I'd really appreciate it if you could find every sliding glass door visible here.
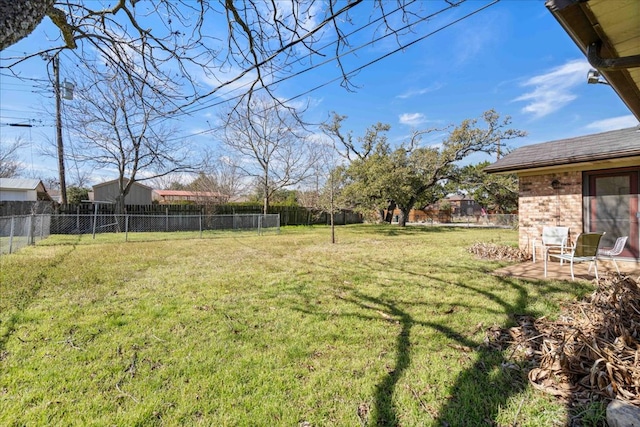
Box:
[585,168,639,258]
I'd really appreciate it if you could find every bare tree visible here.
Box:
[1,1,484,115]
[314,140,349,243]
[218,95,318,214]
[0,136,26,178]
[197,157,246,203]
[64,70,200,213]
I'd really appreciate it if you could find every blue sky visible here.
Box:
[1,0,638,187]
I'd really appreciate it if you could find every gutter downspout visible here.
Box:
[587,41,640,71]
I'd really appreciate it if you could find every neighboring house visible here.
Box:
[0,178,53,202]
[92,179,153,205]
[152,189,228,205]
[445,194,482,216]
[484,127,640,260]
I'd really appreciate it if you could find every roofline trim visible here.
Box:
[545,0,640,121]
[485,153,640,174]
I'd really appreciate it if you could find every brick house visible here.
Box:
[152,189,228,204]
[484,127,640,261]
[485,1,640,262]
[444,194,483,216]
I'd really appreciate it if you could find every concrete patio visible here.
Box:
[494,258,640,282]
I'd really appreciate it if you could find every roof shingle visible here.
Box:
[484,127,640,173]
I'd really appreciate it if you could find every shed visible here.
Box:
[485,127,640,260]
[0,178,53,202]
[92,179,153,205]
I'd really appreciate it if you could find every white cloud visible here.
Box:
[585,115,639,132]
[513,59,592,118]
[396,83,443,99]
[399,113,426,126]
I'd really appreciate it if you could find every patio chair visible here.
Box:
[596,236,628,274]
[532,226,569,263]
[544,232,605,280]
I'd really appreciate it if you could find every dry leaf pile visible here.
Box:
[468,242,529,262]
[487,275,640,407]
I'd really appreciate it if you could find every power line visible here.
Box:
[0,121,49,127]
[162,0,497,143]
[175,0,438,117]
[4,1,497,147]
[288,0,500,103]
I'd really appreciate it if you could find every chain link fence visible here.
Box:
[450,214,518,228]
[0,214,52,254]
[1,213,279,254]
[49,213,280,239]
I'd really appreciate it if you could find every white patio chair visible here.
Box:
[596,236,628,274]
[544,232,604,281]
[532,226,569,263]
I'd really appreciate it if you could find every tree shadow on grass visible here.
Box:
[345,224,459,237]
[288,262,592,426]
[434,275,593,426]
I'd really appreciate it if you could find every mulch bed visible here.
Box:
[467,242,529,262]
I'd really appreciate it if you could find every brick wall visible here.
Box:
[518,171,583,254]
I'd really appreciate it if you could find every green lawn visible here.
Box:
[0,225,593,426]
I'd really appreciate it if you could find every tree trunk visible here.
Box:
[0,0,54,50]
[114,194,126,215]
[384,201,396,223]
[398,206,410,227]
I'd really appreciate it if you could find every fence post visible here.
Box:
[166,207,169,232]
[92,203,98,239]
[199,211,203,238]
[125,214,129,242]
[8,216,15,254]
[28,214,35,245]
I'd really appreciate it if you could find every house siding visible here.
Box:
[518,171,583,254]
[0,188,35,201]
[93,181,152,205]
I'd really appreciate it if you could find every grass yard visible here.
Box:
[0,225,594,426]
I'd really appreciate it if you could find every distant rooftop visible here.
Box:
[0,178,44,190]
[484,127,640,173]
[153,190,225,198]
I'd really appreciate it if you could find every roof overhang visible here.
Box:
[546,0,640,120]
[484,127,640,175]
[497,155,640,176]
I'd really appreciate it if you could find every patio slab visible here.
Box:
[493,259,640,282]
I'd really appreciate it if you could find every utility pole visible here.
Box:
[53,54,67,204]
